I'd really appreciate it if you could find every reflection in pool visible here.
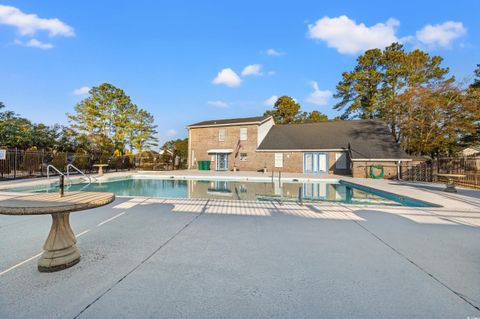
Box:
[6,178,433,207]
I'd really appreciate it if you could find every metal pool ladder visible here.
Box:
[46,165,67,191]
[46,164,64,180]
[66,164,96,183]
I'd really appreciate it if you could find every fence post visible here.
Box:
[13,148,17,179]
[41,149,45,177]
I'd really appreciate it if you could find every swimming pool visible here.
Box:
[4,176,436,207]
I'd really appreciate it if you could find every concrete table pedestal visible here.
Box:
[0,192,115,272]
[38,212,81,272]
[444,178,458,193]
[437,174,466,193]
[93,164,108,177]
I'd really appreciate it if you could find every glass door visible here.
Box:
[304,153,313,173]
[216,154,228,171]
[318,153,327,173]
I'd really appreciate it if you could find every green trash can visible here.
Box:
[205,161,210,170]
[198,161,204,170]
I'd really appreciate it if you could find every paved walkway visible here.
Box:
[0,195,479,318]
[1,171,479,318]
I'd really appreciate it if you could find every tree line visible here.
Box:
[264,96,330,124]
[264,43,480,157]
[0,83,159,158]
[0,102,79,151]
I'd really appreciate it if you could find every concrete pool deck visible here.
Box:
[0,171,479,318]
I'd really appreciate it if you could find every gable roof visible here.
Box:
[257,120,411,160]
[188,115,271,128]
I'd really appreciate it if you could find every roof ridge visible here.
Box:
[188,115,271,127]
[275,119,385,126]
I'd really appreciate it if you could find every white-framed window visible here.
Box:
[335,152,347,169]
[240,127,247,141]
[218,128,225,142]
[240,153,247,161]
[274,153,283,168]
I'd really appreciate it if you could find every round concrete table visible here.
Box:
[0,192,115,272]
[93,164,108,176]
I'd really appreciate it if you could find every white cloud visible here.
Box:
[266,48,284,56]
[166,129,177,137]
[305,81,332,106]
[263,95,278,107]
[267,70,276,76]
[73,86,90,95]
[415,21,466,47]
[207,100,229,108]
[212,68,242,87]
[308,15,399,55]
[241,64,263,76]
[15,38,54,49]
[0,5,74,37]
[26,38,53,49]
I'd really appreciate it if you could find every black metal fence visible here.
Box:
[0,149,138,180]
[0,149,187,180]
[401,155,480,189]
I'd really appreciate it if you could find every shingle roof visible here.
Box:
[188,115,271,128]
[257,120,411,160]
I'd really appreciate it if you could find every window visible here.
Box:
[274,153,283,168]
[240,127,247,141]
[240,153,247,161]
[335,152,347,169]
[218,128,225,142]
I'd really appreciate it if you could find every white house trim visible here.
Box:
[257,148,346,152]
[351,158,412,162]
[187,116,273,129]
[207,149,233,154]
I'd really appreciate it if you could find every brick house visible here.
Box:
[187,115,412,178]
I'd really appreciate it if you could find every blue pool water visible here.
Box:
[5,177,435,207]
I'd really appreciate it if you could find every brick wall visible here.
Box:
[328,152,351,175]
[188,124,353,175]
[188,123,268,172]
[352,161,399,179]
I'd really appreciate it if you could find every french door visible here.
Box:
[304,152,327,173]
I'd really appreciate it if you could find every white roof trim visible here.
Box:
[351,158,412,162]
[207,149,233,154]
[187,116,272,129]
[257,149,346,152]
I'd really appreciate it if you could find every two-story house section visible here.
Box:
[187,116,274,172]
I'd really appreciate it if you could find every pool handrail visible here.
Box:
[66,164,95,183]
[46,165,64,180]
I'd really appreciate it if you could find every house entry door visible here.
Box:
[216,154,228,171]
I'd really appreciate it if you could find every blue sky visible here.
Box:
[0,0,478,145]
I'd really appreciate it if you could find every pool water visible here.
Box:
[5,178,434,207]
